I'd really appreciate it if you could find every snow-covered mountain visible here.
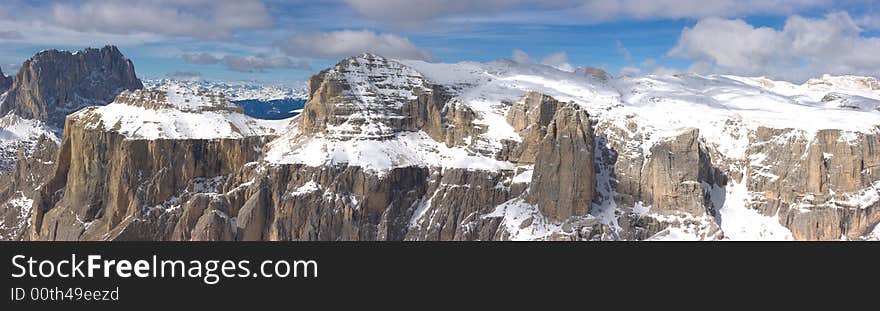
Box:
[79,84,290,140]
[144,79,307,102]
[145,79,308,120]
[5,52,880,241]
[261,54,880,241]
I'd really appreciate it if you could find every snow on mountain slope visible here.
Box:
[265,55,512,176]
[268,55,880,178]
[265,131,514,177]
[0,114,56,170]
[401,59,880,161]
[263,54,880,240]
[76,84,290,140]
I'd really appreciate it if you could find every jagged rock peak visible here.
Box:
[0,45,143,129]
[301,52,439,140]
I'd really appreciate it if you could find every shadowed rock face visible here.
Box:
[0,66,11,94]
[0,46,142,129]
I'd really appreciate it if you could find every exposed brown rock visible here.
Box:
[30,112,269,240]
[747,128,880,240]
[527,103,595,221]
[506,92,558,164]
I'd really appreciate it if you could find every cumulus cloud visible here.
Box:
[510,49,574,72]
[181,53,311,73]
[0,0,270,42]
[345,0,830,25]
[278,30,431,60]
[669,12,880,81]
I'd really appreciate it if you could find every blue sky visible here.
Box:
[0,0,878,84]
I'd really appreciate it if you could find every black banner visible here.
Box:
[1,242,876,309]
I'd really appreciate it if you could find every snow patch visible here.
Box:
[715,177,793,240]
[482,198,564,241]
[266,131,514,176]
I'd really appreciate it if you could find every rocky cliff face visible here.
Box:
[0,46,142,129]
[8,53,880,241]
[29,86,282,240]
[745,128,880,240]
[527,103,595,221]
[0,46,148,239]
[0,135,57,240]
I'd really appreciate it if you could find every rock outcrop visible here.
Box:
[527,103,595,221]
[590,123,724,240]
[746,128,880,240]
[30,87,278,241]
[506,92,558,164]
[0,45,142,129]
[301,54,447,140]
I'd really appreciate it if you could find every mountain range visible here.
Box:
[1,46,878,241]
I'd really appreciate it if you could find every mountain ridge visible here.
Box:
[3,51,880,241]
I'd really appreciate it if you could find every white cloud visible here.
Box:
[510,49,574,72]
[278,30,431,60]
[511,49,530,63]
[182,53,310,72]
[651,66,681,76]
[669,12,880,81]
[616,40,632,63]
[857,14,880,30]
[345,0,830,25]
[575,0,831,22]
[344,0,555,25]
[540,51,574,72]
[0,0,271,44]
[619,66,642,77]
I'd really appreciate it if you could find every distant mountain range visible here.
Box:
[145,79,307,120]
